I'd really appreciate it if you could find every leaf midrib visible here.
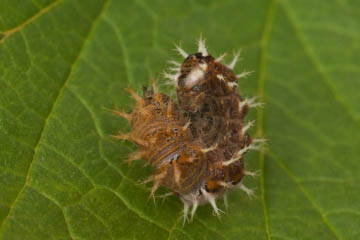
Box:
[257,0,278,239]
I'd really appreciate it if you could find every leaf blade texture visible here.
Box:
[1,0,359,239]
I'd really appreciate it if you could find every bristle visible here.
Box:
[253,138,268,144]
[156,192,174,199]
[190,201,199,221]
[239,97,264,110]
[222,144,255,166]
[129,136,149,146]
[219,181,232,189]
[168,60,181,67]
[166,100,174,119]
[111,133,130,141]
[183,202,190,226]
[125,151,143,164]
[236,71,254,79]
[202,190,223,218]
[227,50,241,70]
[168,60,181,66]
[250,139,267,152]
[197,36,208,56]
[237,183,255,199]
[126,88,142,102]
[148,173,164,200]
[148,183,159,203]
[137,106,152,116]
[168,67,180,72]
[216,74,225,81]
[151,80,158,94]
[244,170,261,178]
[111,110,132,120]
[222,158,237,166]
[182,120,191,130]
[103,105,131,118]
[201,143,218,153]
[241,120,255,134]
[138,175,153,186]
[163,72,180,84]
[249,142,263,151]
[215,53,227,62]
[174,44,188,58]
[223,194,229,211]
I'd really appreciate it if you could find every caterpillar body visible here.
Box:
[114,38,264,224]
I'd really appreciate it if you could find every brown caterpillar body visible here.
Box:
[114,38,264,223]
[120,87,208,197]
[176,52,255,188]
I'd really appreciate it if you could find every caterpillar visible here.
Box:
[114,38,264,224]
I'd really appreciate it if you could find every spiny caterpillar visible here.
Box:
[113,38,265,224]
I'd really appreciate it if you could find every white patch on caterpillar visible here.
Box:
[199,62,208,71]
[180,186,224,223]
[184,64,207,89]
[217,74,225,81]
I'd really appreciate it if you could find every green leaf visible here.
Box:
[1,0,359,239]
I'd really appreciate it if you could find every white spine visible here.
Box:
[197,37,208,56]
[228,50,241,70]
[174,44,189,58]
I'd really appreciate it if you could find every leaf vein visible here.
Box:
[269,151,341,240]
[195,218,226,240]
[268,95,334,145]
[257,0,278,239]
[67,87,145,189]
[0,0,110,233]
[279,0,360,128]
[103,18,134,85]
[79,204,114,240]
[96,186,170,234]
[0,0,63,44]
[30,186,75,240]
[41,142,96,188]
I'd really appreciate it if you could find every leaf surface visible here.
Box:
[1,0,359,239]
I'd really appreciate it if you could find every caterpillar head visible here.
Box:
[171,41,239,113]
